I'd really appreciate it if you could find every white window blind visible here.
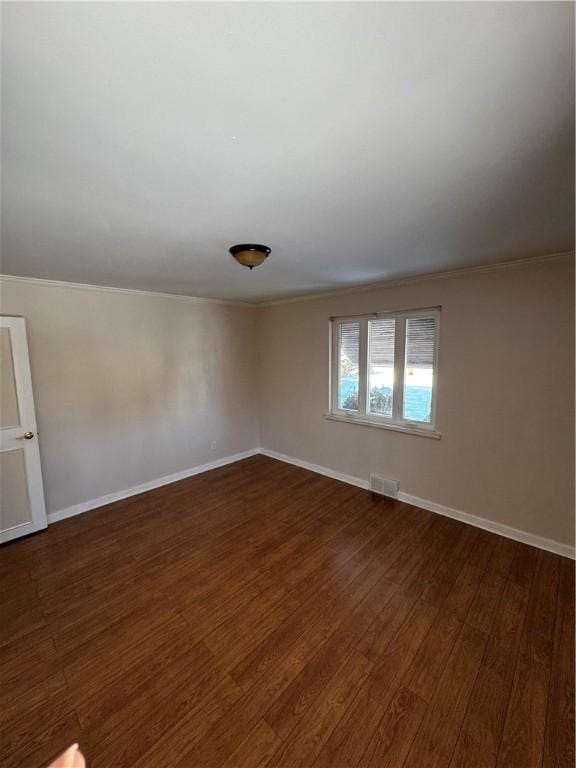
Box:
[337,322,360,410]
[368,319,395,417]
[330,308,439,434]
[403,316,436,423]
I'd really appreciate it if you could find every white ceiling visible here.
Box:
[1,2,574,303]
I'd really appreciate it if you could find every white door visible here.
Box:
[0,316,47,543]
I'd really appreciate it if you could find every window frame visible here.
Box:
[328,307,441,438]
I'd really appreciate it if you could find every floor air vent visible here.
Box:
[369,474,399,499]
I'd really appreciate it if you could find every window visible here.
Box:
[329,308,440,435]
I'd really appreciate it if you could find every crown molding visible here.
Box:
[1,250,572,308]
[257,250,575,308]
[0,274,254,308]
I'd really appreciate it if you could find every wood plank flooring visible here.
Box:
[1,454,573,768]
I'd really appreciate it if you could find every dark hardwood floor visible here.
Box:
[1,454,574,768]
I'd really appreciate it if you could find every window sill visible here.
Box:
[324,412,441,439]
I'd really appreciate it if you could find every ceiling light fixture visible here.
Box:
[229,243,271,270]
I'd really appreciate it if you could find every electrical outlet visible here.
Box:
[211,441,217,450]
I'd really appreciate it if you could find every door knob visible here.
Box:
[22,431,34,440]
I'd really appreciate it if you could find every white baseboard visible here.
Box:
[396,491,575,560]
[47,445,574,560]
[47,448,260,524]
[260,448,370,492]
[259,448,575,560]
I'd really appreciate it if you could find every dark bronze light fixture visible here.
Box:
[229,243,271,270]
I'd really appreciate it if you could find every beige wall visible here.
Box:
[0,280,259,515]
[258,256,575,547]
[1,256,573,548]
